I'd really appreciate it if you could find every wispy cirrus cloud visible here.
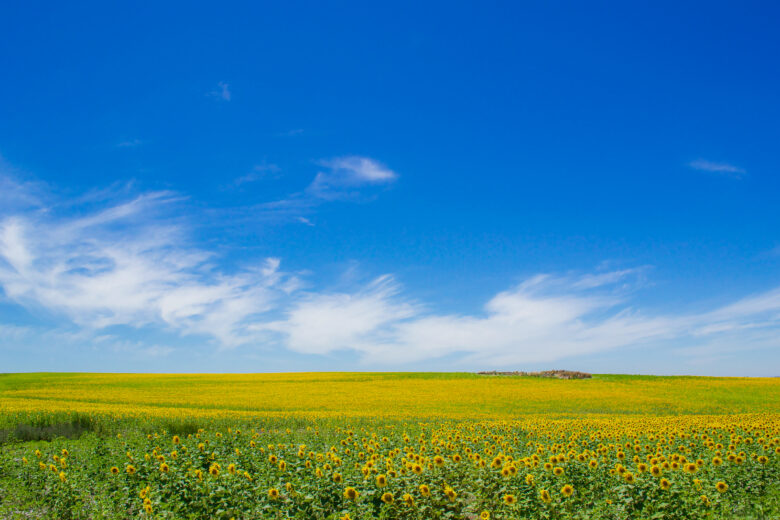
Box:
[243,155,398,223]
[0,157,47,212]
[277,129,304,137]
[307,156,397,200]
[231,162,282,187]
[2,170,780,370]
[0,183,297,347]
[209,81,231,102]
[688,159,746,177]
[116,139,143,148]
[262,269,780,367]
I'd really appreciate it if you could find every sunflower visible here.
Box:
[650,465,662,476]
[419,484,431,497]
[403,493,414,506]
[268,488,280,500]
[376,474,387,487]
[525,473,535,486]
[660,478,671,490]
[540,489,552,503]
[159,463,169,473]
[480,512,490,520]
[58,471,66,483]
[553,466,564,476]
[381,492,394,504]
[445,486,457,502]
[503,494,517,505]
[228,463,236,475]
[624,472,635,484]
[333,472,343,483]
[344,487,359,500]
[561,485,574,498]
[716,481,728,493]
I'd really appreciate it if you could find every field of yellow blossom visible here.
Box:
[0,372,778,519]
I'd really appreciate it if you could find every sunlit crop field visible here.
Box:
[1,373,779,519]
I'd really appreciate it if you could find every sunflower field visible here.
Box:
[1,373,778,519]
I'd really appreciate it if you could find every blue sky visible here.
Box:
[1,1,779,375]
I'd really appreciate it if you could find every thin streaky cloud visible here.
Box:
[278,129,304,137]
[688,159,746,177]
[210,81,231,101]
[116,139,142,148]
[308,156,398,200]
[3,174,780,369]
[232,163,282,186]
[234,155,398,220]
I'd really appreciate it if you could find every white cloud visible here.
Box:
[231,162,282,186]
[308,156,397,199]
[278,129,304,137]
[0,158,46,213]
[688,159,746,177]
[0,185,294,347]
[2,171,780,369]
[258,275,418,355]
[116,139,142,148]
[263,270,780,367]
[246,156,398,221]
[210,81,231,101]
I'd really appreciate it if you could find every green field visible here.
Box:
[1,373,778,519]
